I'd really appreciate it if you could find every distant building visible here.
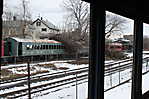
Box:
[2,17,60,40]
[123,35,133,43]
[31,17,60,39]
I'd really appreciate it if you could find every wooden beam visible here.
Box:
[0,0,3,79]
[88,2,105,99]
[131,17,143,99]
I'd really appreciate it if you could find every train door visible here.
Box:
[4,41,11,56]
[18,42,22,56]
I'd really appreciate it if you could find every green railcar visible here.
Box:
[5,37,65,57]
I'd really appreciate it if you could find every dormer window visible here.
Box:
[36,22,41,26]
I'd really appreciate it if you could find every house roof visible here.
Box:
[31,18,59,31]
[10,37,62,44]
[82,0,149,24]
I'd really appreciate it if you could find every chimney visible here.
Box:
[13,16,16,21]
[41,17,43,20]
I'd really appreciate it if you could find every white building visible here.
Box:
[31,17,60,39]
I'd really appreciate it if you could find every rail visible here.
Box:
[0,57,149,98]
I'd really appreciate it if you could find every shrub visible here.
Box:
[105,50,127,60]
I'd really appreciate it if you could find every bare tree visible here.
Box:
[2,0,32,38]
[63,0,90,40]
[3,0,15,21]
[19,0,32,38]
[63,0,127,39]
[52,0,127,54]
[105,14,127,38]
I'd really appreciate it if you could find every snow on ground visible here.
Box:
[1,60,88,77]
[142,72,149,94]
[32,56,149,99]
[34,69,149,99]
[32,80,88,99]
[2,53,149,99]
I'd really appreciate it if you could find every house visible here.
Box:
[31,17,60,39]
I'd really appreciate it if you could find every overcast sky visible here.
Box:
[5,0,149,36]
[5,0,66,26]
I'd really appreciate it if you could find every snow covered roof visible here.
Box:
[32,18,59,31]
[10,37,62,44]
[110,42,122,46]
[112,38,131,43]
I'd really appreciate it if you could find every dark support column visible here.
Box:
[88,2,105,99]
[27,62,31,99]
[0,0,3,80]
[131,17,143,99]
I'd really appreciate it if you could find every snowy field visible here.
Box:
[34,52,149,99]
[34,65,149,99]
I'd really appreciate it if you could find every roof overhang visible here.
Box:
[82,0,149,24]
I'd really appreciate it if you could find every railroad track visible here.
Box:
[0,61,132,89]
[0,67,88,88]
[0,73,88,98]
[0,66,88,84]
[1,57,149,98]
[0,64,131,98]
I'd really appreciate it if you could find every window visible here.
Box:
[41,28,47,32]
[26,45,30,50]
[43,45,46,49]
[110,46,114,49]
[49,45,51,49]
[46,45,48,49]
[36,22,41,26]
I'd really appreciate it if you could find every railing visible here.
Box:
[1,57,149,98]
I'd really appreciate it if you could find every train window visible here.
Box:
[55,45,57,49]
[46,45,48,49]
[33,45,36,49]
[51,45,53,49]
[110,46,114,49]
[36,45,39,49]
[58,45,60,49]
[30,45,33,50]
[62,45,64,49]
[117,46,121,48]
[43,45,46,49]
[26,45,30,50]
[34,45,36,49]
[61,45,63,49]
[33,45,35,49]
[37,45,40,50]
[53,45,56,49]
[57,45,58,49]
[40,45,42,49]
[56,45,57,49]
[35,45,38,49]
[49,45,51,49]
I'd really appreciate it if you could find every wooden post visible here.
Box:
[110,73,112,87]
[131,17,143,99]
[76,51,78,99]
[146,59,148,71]
[88,2,105,99]
[119,63,121,84]
[27,61,31,99]
[0,0,3,81]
